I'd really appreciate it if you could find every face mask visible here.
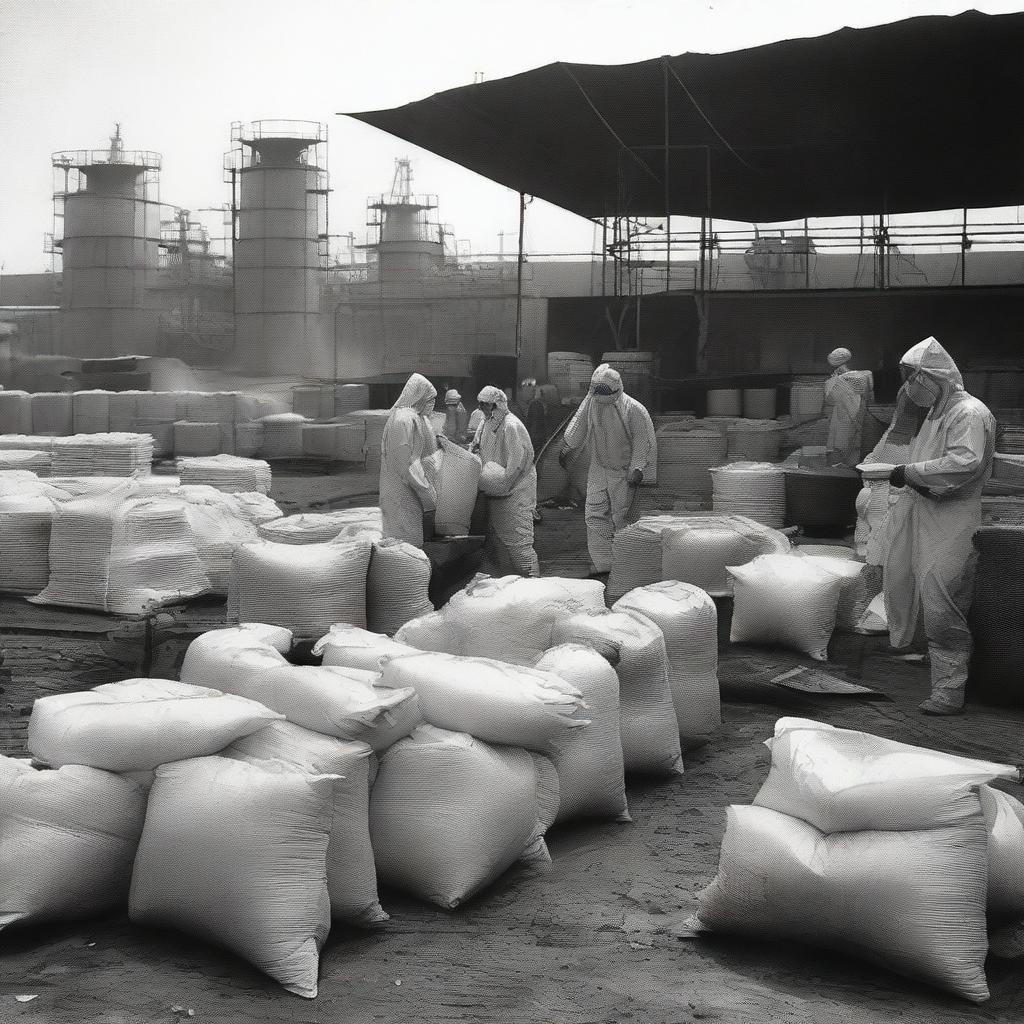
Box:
[904,372,940,408]
[592,387,619,405]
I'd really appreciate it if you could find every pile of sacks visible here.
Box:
[690,717,1024,1003]
[177,454,272,494]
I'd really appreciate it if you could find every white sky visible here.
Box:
[1,0,1022,272]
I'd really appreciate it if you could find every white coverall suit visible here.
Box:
[379,373,439,546]
[563,364,657,574]
[823,347,874,467]
[473,385,540,577]
[443,389,470,444]
[881,337,995,713]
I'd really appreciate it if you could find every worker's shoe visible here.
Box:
[918,697,964,716]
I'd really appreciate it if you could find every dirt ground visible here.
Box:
[3,482,1024,1024]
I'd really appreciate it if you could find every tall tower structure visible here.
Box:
[366,158,445,283]
[226,120,330,377]
[50,125,162,357]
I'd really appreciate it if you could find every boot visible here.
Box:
[918,645,968,715]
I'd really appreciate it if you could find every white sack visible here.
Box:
[394,610,464,655]
[613,581,721,749]
[28,678,283,772]
[550,608,683,776]
[981,785,1024,919]
[0,758,146,931]
[313,623,419,672]
[129,756,333,998]
[225,722,386,926]
[369,726,550,909]
[367,539,433,635]
[179,633,290,692]
[695,804,991,1004]
[534,644,630,823]
[377,651,589,755]
[420,436,481,536]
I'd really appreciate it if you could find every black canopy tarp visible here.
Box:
[343,10,1024,223]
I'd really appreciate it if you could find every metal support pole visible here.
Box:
[663,56,671,293]
[601,213,608,298]
[514,191,526,359]
[961,207,968,287]
[804,217,810,289]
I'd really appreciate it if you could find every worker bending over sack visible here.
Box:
[880,337,994,715]
[472,385,540,576]
[560,363,657,578]
[380,373,439,546]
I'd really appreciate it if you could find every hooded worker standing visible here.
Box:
[380,373,439,546]
[472,385,540,576]
[560,363,657,577]
[822,347,874,466]
[880,337,995,715]
[442,389,470,444]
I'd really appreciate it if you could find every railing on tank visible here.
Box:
[51,149,162,170]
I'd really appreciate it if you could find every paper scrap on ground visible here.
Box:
[769,665,881,697]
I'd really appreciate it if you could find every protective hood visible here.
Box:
[444,389,462,405]
[591,364,623,392]
[827,347,852,368]
[899,337,964,391]
[477,385,508,411]
[392,373,437,413]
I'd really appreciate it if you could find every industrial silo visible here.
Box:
[227,120,330,378]
[369,158,445,283]
[51,126,162,358]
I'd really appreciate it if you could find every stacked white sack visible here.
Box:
[27,678,283,771]
[607,515,690,601]
[0,391,34,434]
[179,625,291,690]
[551,608,683,776]
[377,651,589,754]
[533,644,630,824]
[225,722,387,926]
[0,757,147,932]
[0,449,51,474]
[366,539,433,635]
[0,488,58,593]
[31,392,73,436]
[312,623,419,673]
[369,725,554,910]
[613,581,721,749]
[257,508,382,545]
[72,390,112,434]
[228,538,371,636]
[129,756,333,998]
[420,436,481,536]
[50,433,154,477]
[260,413,306,459]
[177,454,272,494]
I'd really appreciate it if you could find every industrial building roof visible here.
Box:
[344,10,1024,223]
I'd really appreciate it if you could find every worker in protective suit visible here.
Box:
[442,389,470,444]
[559,364,657,577]
[379,373,439,546]
[880,337,995,715]
[472,385,540,577]
[822,347,874,466]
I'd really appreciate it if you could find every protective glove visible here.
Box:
[422,509,436,542]
[889,465,907,488]
[627,468,643,488]
[558,447,571,469]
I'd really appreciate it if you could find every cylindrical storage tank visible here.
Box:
[710,462,787,528]
[233,122,329,379]
[31,393,74,436]
[742,388,777,419]
[547,351,593,403]
[54,140,161,358]
[0,391,35,434]
[726,420,783,462]
[334,384,370,417]
[706,388,742,417]
[783,467,862,529]
[72,390,112,434]
[790,377,827,417]
[602,351,656,410]
[656,428,728,500]
[260,413,306,459]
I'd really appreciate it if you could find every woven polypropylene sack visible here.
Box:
[214,663,421,752]
[728,553,844,661]
[0,489,56,593]
[0,449,51,475]
[178,627,292,688]
[394,610,464,655]
[369,726,550,910]
[367,539,433,635]
[31,393,73,436]
[695,804,992,1003]
[377,651,589,755]
[129,756,333,998]
[753,717,1017,834]
[28,678,283,772]
[50,432,154,478]
[980,785,1024,918]
[225,721,387,926]
[421,436,481,536]
[313,623,419,672]
[550,608,683,776]
[710,462,787,529]
[440,575,607,665]
[229,538,372,637]
[72,390,112,434]
[661,515,791,597]
[613,581,720,748]
[798,552,875,632]
[607,516,680,602]
[534,644,630,823]
[0,758,147,932]
[177,454,272,494]
[0,391,33,434]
